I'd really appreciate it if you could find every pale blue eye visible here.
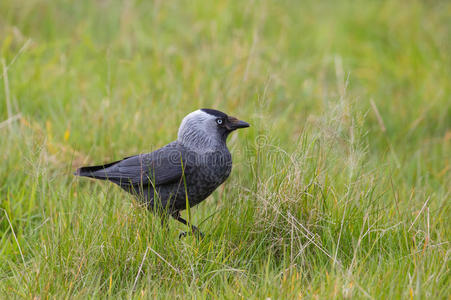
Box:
[216,119,223,125]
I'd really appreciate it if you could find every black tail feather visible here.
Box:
[74,160,121,178]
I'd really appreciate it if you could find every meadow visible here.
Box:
[0,0,450,298]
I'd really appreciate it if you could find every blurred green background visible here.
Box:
[0,0,450,298]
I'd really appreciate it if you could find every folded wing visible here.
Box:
[76,142,185,188]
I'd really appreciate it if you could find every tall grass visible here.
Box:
[1,0,450,298]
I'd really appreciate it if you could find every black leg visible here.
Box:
[172,212,204,239]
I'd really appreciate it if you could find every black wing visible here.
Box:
[76,142,185,188]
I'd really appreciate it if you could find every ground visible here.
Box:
[0,0,450,298]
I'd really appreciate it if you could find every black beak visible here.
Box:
[227,118,250,130]
[233,120,250,129]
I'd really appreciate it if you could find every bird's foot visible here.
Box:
[179,230,204,240]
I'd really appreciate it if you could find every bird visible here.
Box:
[74,109,250,238]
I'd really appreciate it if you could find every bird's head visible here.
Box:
[178,109,250,149]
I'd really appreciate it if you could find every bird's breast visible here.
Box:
[183,151,232,199]
[191,151,231,180]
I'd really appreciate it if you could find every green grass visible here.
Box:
[1,0,450,298]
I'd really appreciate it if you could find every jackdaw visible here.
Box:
[75,109,250,237]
